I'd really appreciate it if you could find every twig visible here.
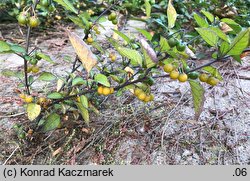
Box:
[0,112,25,119]
[3,146,19,165]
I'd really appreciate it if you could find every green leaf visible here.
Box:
[116,47,143,66]
[76,95,89,125]
[53,0,77,14]
[232,55,242,64]
[142,46,156,68]
[136,28,152,41]
[47,92,63,99]
[193,13,209,28]
[167,0,177,28]
[227,28,250,56]
[144,0,151,18]
[1,69,16,77]
[219,41,230,56]
[10,45,25,53]
[160,36,170,52]
[0,41,11,52]
[72,77,86,86]
[27,103,41,121]
[68,15,85,29]
[201,10,214,23]
[38,72,56,81]
[195,28,218,47]
[94,73,110,87]
[112,29,131,44]
[202,66,223,81]
[28,75,34,85]
[42,113,61,132]
[221,18,242,34]
[36,52,54,64]
[189,80,205,120]
[92,42,104,54]
[210,27,230,43]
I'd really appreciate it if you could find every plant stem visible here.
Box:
[24,26,31,95]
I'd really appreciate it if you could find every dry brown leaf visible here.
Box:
[140,38,158,63]
[219,22,233,33]
[66,29,97,74]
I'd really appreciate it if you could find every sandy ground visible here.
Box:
[0,20,249,165]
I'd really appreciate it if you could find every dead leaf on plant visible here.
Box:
[66,29,97,74]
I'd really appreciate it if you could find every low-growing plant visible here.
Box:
[0,0,249,139]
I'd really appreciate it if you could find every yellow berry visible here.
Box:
[32,66,39,73]
[19,93,26,99]
[163,64,174,73]
[178,73,188,82]
[27,67,32,73]
[102,87,111,96]
[38,97,46,104]
[143,95,151,102]
[206,76,219,86]
[137,92,146,101]
[169,70,179,80]
[24,96,33,103]
[110,87,114,94]
[111,55,116,62]
[134,88,143,97]
[87,37,94,44]
[97,86,103,95]
[199,73,209,82]
[93,26,98,31]
[149,94,154,101]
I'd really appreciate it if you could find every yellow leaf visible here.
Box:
[124,66,134,78]
[66,29,97,74]
[57,79,64,92]
[27,103,41,121]
[167,0,177,28]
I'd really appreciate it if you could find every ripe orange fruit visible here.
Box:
[178,73,188,82]
[24,96,33,103]
[169,70,179,80]
[163,63,174,73]
[206,76,219,86]
[199,73,209,82]
[137,92,146,101]
[97,86,103,95]
[102,87,111,95]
